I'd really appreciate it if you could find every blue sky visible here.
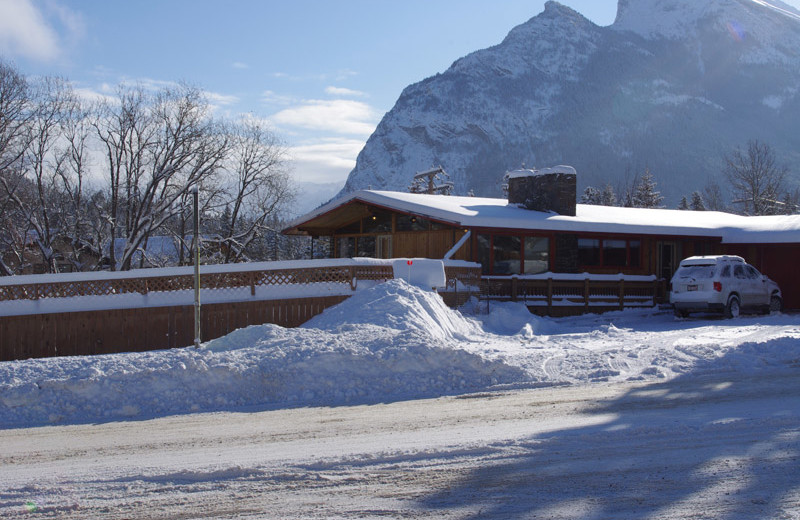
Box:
[2,0,799,185]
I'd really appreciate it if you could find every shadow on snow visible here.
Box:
[414,342,800,519]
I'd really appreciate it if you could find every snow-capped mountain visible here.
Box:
[292,181,345,217]
[341,0,800,204]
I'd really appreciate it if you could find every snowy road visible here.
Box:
[2,371,799,519]
[2,281,799,518]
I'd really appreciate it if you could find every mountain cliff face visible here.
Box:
[341,0,800,204]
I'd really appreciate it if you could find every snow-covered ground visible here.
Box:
[1,279,799,518]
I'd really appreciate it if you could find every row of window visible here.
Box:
[477,235,642,275]
[336,236,393,259]
[477,235,550,275]
[336,211,450,235]
[578,238,641,269]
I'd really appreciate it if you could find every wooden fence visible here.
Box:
[0,263,663,361]
[480,275,662,317]
[0,296,350,361]
[0,262,482,361]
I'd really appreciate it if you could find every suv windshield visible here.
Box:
[675,265,715,279]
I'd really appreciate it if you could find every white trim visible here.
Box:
[444,231,471,260]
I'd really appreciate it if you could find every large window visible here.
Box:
[357,236,375,257]
[578,238,601,266]
[579,237,641,267]
[477,234,492,275]
[476,234,550,275]
[337,237,355,258]
[363,210,392,234]
[524,237,549,274]
[629,240,641,267]
[603,240,627,266]
[493,235,521,275]
[336,220,361,235]
[396,214,429,232]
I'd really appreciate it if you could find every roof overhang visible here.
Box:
[283,190,800,244]
[283,199,372,236]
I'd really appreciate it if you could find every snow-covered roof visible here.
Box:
[285,190,800,244]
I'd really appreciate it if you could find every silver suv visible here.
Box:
[670,255,782,318]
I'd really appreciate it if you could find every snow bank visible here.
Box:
[391,259,446,289]
[1,279,799,429]
[303,278,480,340]
[0,280,519,427]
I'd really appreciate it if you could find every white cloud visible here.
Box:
[325,86,366,97]
[262,90,297,107]
[0,0,61,61]
[231,62,249,70]
[272,99,378,136]
[334,68,358,81]
[47,0,86,42]
[288,138,365,183]
[205,91,239,108]
[73,86,118,106]
[119,76,180,92]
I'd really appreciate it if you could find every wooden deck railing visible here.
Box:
[480,275,662,316]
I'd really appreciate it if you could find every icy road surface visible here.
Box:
[2,372,799,519]
[1,280,799,518]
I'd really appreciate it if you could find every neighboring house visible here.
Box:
[102,235,225,270]
[1,234,101,275]
[104,236,194,270]
[284,167,800,309]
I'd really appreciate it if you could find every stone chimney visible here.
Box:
[506,165,577,216]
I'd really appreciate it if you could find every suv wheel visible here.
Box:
[724,295,740,319]
[769,294,782,313]
[674,308,689,318]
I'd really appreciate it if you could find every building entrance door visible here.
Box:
[657,241,679,281]
[377,235,393,259]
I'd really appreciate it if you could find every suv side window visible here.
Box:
[720,265,731,278]
[734,265,746,279]
[745,265,760,279]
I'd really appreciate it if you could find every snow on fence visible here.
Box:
[480,273,661,317]
[0,259,482,361]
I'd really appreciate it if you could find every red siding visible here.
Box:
[724,244,800,310]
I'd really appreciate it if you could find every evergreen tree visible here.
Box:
[678,196,689,210]
[580,184,617,206]
[632,170,664,208]
[690,191,706,211]
[600,184,617,206]
[580,186,602,205]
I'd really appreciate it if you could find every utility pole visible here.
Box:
[192,187,201,348]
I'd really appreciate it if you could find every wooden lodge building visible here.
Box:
[284,167,800,310]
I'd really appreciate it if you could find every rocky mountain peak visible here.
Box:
[340,0,800,204]
[613,0,800,42]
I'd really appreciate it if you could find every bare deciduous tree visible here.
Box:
[213,117,293,263]
[0,60,33,275]
[94,83,228,270]
[0,74,89,273]
[702,178,727,212]
[0,60,32,173]
[724,140,788,215]
[0,65,300,274]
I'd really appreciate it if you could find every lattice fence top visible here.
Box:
[0,261,480,303]
[0,265,399,302]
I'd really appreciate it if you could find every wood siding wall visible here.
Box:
[393,230,469,260]
[0,296,349,362]
[723,243,800,310]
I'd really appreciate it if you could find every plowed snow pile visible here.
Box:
[0,280,520,427]
[1,278,799,428]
